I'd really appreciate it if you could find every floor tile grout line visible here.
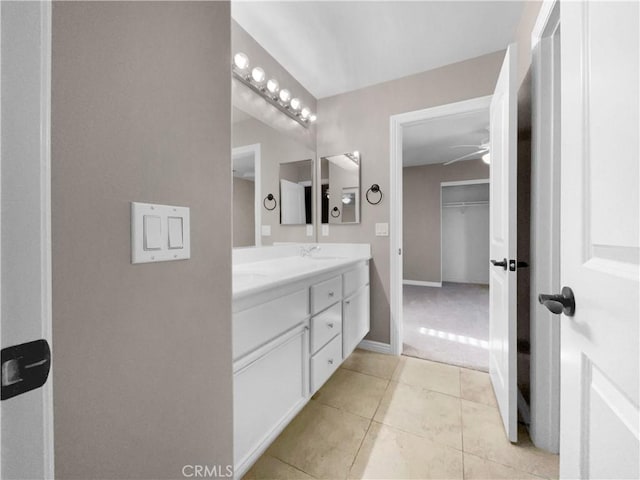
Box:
[347,416,374,477]
[339,364,398,381]
[462,452,554,480]
[373,417,464,453]
[264,454,320,479]
[338,364,397,383]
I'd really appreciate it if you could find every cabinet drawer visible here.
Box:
[310,302,342,354]
[310,275,342,314]
[343,262,369,298]
[233,289,308,360]
[310,334,342,393]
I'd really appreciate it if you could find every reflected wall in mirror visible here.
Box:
[321,152,361,224]
[233,107,316,245]
[279,159,313,225]
[232,144,260,247]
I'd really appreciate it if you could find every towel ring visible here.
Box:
[331,206,340,218]
[366,184,383,205]
[263,193,277,211]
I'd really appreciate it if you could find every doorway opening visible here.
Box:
[399,105,492,371]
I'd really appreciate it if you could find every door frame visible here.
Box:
[0,2,54,477]
[529,0,561,454]
[389,95,492,356]
[232,143,262,247]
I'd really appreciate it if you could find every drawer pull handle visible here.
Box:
[328,291,335,297]
[328,359,334,365]
[327,322,334,328]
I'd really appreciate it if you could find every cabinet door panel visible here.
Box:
[234,328,307,470]
[343,286,370,358]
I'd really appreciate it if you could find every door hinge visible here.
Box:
[1,339,51,401]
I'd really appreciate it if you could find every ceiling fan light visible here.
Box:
[233,52,250,71]
[482,153,491,164]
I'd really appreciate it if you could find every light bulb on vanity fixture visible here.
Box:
[266,78,280,97]
[482,153,491,164]
[232,52,316,127]
[233,52,250,72]
[251,67,266,85]
[278,89,291,105]
[289,98,301,112]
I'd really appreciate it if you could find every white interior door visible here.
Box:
[0,2,53,479]
[280,179,305,224]
[488,43,518,442]
[559,2,639,478]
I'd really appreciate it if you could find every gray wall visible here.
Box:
[403,161,490,284]
[316,51,504,343]
[51,2,233,478]
[233,177,256,247]
[233,117,315,244]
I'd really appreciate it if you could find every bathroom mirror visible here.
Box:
[232,106,316,245]
[279,159,313,225]
[320,152,361,224]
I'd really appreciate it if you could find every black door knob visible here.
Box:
[538,286,576,316]
[491,258,508,270]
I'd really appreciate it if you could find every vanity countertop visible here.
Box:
[233,244,371,300]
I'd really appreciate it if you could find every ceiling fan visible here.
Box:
[443,138,491,166]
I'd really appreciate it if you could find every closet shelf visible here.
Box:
[442,201,489,208]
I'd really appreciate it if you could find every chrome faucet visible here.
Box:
[300,245,321,257]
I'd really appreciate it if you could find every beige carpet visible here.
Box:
[403,282,489,372]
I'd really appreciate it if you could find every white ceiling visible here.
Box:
[402,108,489,167]
[232,1,524,99]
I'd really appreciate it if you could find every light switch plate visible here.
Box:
[321,224,329,236]
[306,225,313,237]
[375,222,389,236]
[261,225,271,237]
[131,202,190,264]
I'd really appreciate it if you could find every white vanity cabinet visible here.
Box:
[232,290,310,476]
[232,247,370,479]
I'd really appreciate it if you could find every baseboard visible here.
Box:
[358,339,393,355]
[403,279,442,288]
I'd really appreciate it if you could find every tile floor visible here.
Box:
[403,283,489,372]
[244,350,558,480]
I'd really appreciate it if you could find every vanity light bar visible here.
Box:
[232,52,316,128]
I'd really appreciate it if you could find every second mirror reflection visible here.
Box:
[280,159,313,225]
[321,152,361,224]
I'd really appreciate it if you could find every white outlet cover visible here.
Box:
[261,225,272,236]
[306,225,313,237]
[131,202,190,264]
[375,222,389,236]
[321,224,329,236]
